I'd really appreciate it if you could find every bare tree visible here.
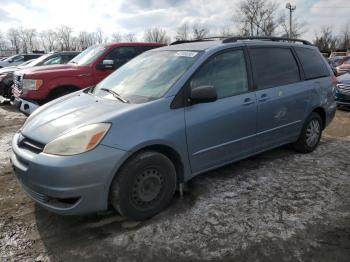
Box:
[176,23,191,41]
[111,33,123,42]
[144,27,170,43]
[17,27,28,53]
[95,28,103,44]
[339,22,350,50]
[234,0,279,37]
[56,25,73,50]
[279,14,307,38]
[313,26,339,51]
[40,30,57,52]
[7,28,21,53]
[220,25,235,37]
[24,28,37,51]
[0,30,9,50]
[77,31,96,50]
[124,33,137,42]
[192,24,209,40]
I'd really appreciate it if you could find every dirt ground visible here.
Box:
[0,105,350,262]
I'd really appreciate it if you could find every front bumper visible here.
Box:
[11,132,127,215]
[335,91,350,106]
[12,97,39,115]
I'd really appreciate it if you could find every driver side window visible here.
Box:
[190,50,249,99]
[104,47,138,67]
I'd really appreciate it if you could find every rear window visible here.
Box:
[295,47,329,80]
[250,47,300,89]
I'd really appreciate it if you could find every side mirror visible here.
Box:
[8,59,13,63]
[189,85,217,104]
[97,60,114,70]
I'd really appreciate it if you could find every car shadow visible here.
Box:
[34,143,322,260]
[0,103,18,112]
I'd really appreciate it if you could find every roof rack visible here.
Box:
[222,36,312,45]
[170,36,230,45]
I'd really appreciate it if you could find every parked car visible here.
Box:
[335,73,350,107]
[0,54,43,68]
[12,43,164,114]
[336,64,350,76]
[0,52,80,102]
[11,37,336,220]
[328,56,347,68]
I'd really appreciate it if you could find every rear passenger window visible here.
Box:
[250,47,300,89]
[295,47,330,79]
[190,50,249,98]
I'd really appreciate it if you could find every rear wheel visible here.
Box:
[110,151,177,221]
[292,112,322,153]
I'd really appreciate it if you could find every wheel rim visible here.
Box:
[306,119,321,147]
[132,168,164,207]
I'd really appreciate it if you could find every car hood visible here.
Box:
[18,64,87,78]
[21,91,134,144]
[0,65,21,74]
[337,72,350,84]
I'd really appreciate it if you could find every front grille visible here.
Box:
[13,73,23,91]
[18,135,45,154]
[337,84,350,94]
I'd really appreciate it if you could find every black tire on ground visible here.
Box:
[292,112,323,153]
[110,151,177,221]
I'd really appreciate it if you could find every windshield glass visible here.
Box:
[24,54,50,67]
[93,50,201,103]
[4,55,20,62]
[69,45,106,66]
[19,59,35,66]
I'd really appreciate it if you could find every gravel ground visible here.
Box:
[0,105,350,262]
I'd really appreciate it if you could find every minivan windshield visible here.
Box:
[69,45,106,66]
[93,50,201,103]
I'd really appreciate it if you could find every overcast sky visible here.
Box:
[0,0,349,41]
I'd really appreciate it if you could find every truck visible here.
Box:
[12,42,164,114]
[0,51,79,103]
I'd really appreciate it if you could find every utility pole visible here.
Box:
[286,3,296,38]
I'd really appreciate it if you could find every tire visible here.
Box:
[292,112,323,153]
[110,151,177,221]
[50,90,72,100]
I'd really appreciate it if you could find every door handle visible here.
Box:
[258,94,269,102]
[243,97,254,105]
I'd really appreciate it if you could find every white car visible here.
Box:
[0,54,43,68]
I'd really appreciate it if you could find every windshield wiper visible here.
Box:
[70,61,77,64]
[100,88,129,103]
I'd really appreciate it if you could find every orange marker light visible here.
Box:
[86,131,106,150]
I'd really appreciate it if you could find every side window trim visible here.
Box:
[171,47,253,109]
[291,47,306,81]
[247,46,302,91]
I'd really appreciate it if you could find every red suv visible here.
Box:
[12,42,164,114]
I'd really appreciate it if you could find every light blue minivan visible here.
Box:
[11,37,337,220]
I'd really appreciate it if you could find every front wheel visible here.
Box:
[110,151,177,221]
[292,112,323,153]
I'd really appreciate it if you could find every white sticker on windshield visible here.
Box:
[175,51,198,58]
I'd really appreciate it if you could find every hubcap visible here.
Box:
[306,119,321,147]
[132,168,163,207]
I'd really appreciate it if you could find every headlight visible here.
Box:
[43,123,111,156]
[23,79,43,90]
